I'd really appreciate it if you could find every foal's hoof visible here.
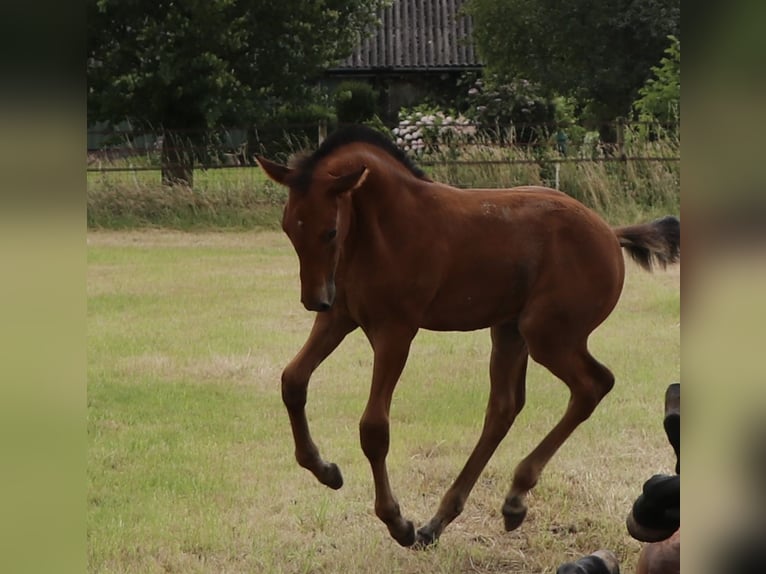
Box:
[502,497,528,531]
[319,463,343,490]
[413,524,439,549]
[556,549,620,574]
[626,511,676,543]
[390,519,416,547]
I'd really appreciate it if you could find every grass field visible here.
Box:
[87,230,680,573]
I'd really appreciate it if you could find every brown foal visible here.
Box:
[257,125,680,547]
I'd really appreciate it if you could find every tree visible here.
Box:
[466,0,680,135]
[87,0,387,185]
[633,36,680,129]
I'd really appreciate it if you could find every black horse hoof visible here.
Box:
[320,463,343,490]
[391,519,416,547]
[413,525,439,549]
[626,511,677,543]
[502,497,528,531]
[627,474,679,542]
[557,549,620,574]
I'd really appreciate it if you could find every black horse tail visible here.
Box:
[614,215,680,271]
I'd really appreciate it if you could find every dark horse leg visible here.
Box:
[281,311,357,489]
[359,324,418,547]
[502,316,615,530]
[415,322,529,546]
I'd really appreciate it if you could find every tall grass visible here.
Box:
[87,168,286,230]
[87,131,679,229]
[423,132,680,223]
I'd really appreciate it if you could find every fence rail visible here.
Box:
[86,156,680,174]
[86,120,680,176]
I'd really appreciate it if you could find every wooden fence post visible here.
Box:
[617,117,626,159]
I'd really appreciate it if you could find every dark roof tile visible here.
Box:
[330,0,481,71]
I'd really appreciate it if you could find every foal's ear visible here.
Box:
[255,156,293,186]
[330,165,369,195]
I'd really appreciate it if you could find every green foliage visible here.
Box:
[551,95,588,148]
[334,80,379,124]
[87,0,386,185]
[466,0,680,123]
[361,114,393,138]
[87,0,387,130]
[272,100,337,126]
[633,36,680,127]
[463,73,554,143]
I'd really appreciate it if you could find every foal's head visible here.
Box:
[256,153,368,312]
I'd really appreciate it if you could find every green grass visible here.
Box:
[87,230,680,573]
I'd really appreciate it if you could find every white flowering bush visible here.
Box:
[392,105,475,155]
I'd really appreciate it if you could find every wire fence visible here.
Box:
[86,120,680,176]
[87,120,679,228]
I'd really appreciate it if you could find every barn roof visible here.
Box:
[329,0,481,72]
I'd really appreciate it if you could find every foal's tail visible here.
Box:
[613,215,680,271]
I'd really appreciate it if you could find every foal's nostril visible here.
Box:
[301,299,332,312]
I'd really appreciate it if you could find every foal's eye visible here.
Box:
[325,229,338,241]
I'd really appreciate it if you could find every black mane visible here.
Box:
[291,125,428,191]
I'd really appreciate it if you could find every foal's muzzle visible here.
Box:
[301,281,336,312]
[303,299,332,312]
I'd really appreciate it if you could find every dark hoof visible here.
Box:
[626,511,676,543]
[413,524,439,549]
[627,474,679,541]
[390,519,416,547]
[502,497,528,531]
[664,383,680,473]
[664,383,680,418]
[591,550,620,574]
[557,549,620,574]
[320,462,343,490]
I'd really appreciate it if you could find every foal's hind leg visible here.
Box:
[415,323,529,546]
[281,311,357,489]
[359,325,419,546]
[502,330,615,531]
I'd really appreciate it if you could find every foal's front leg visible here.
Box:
[360,325,417,546]
[282,311,357,488]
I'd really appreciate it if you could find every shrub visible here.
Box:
[463,74,555,144]
[255,102,336,161]
[334,80,378,124]
[393,104,475,155]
